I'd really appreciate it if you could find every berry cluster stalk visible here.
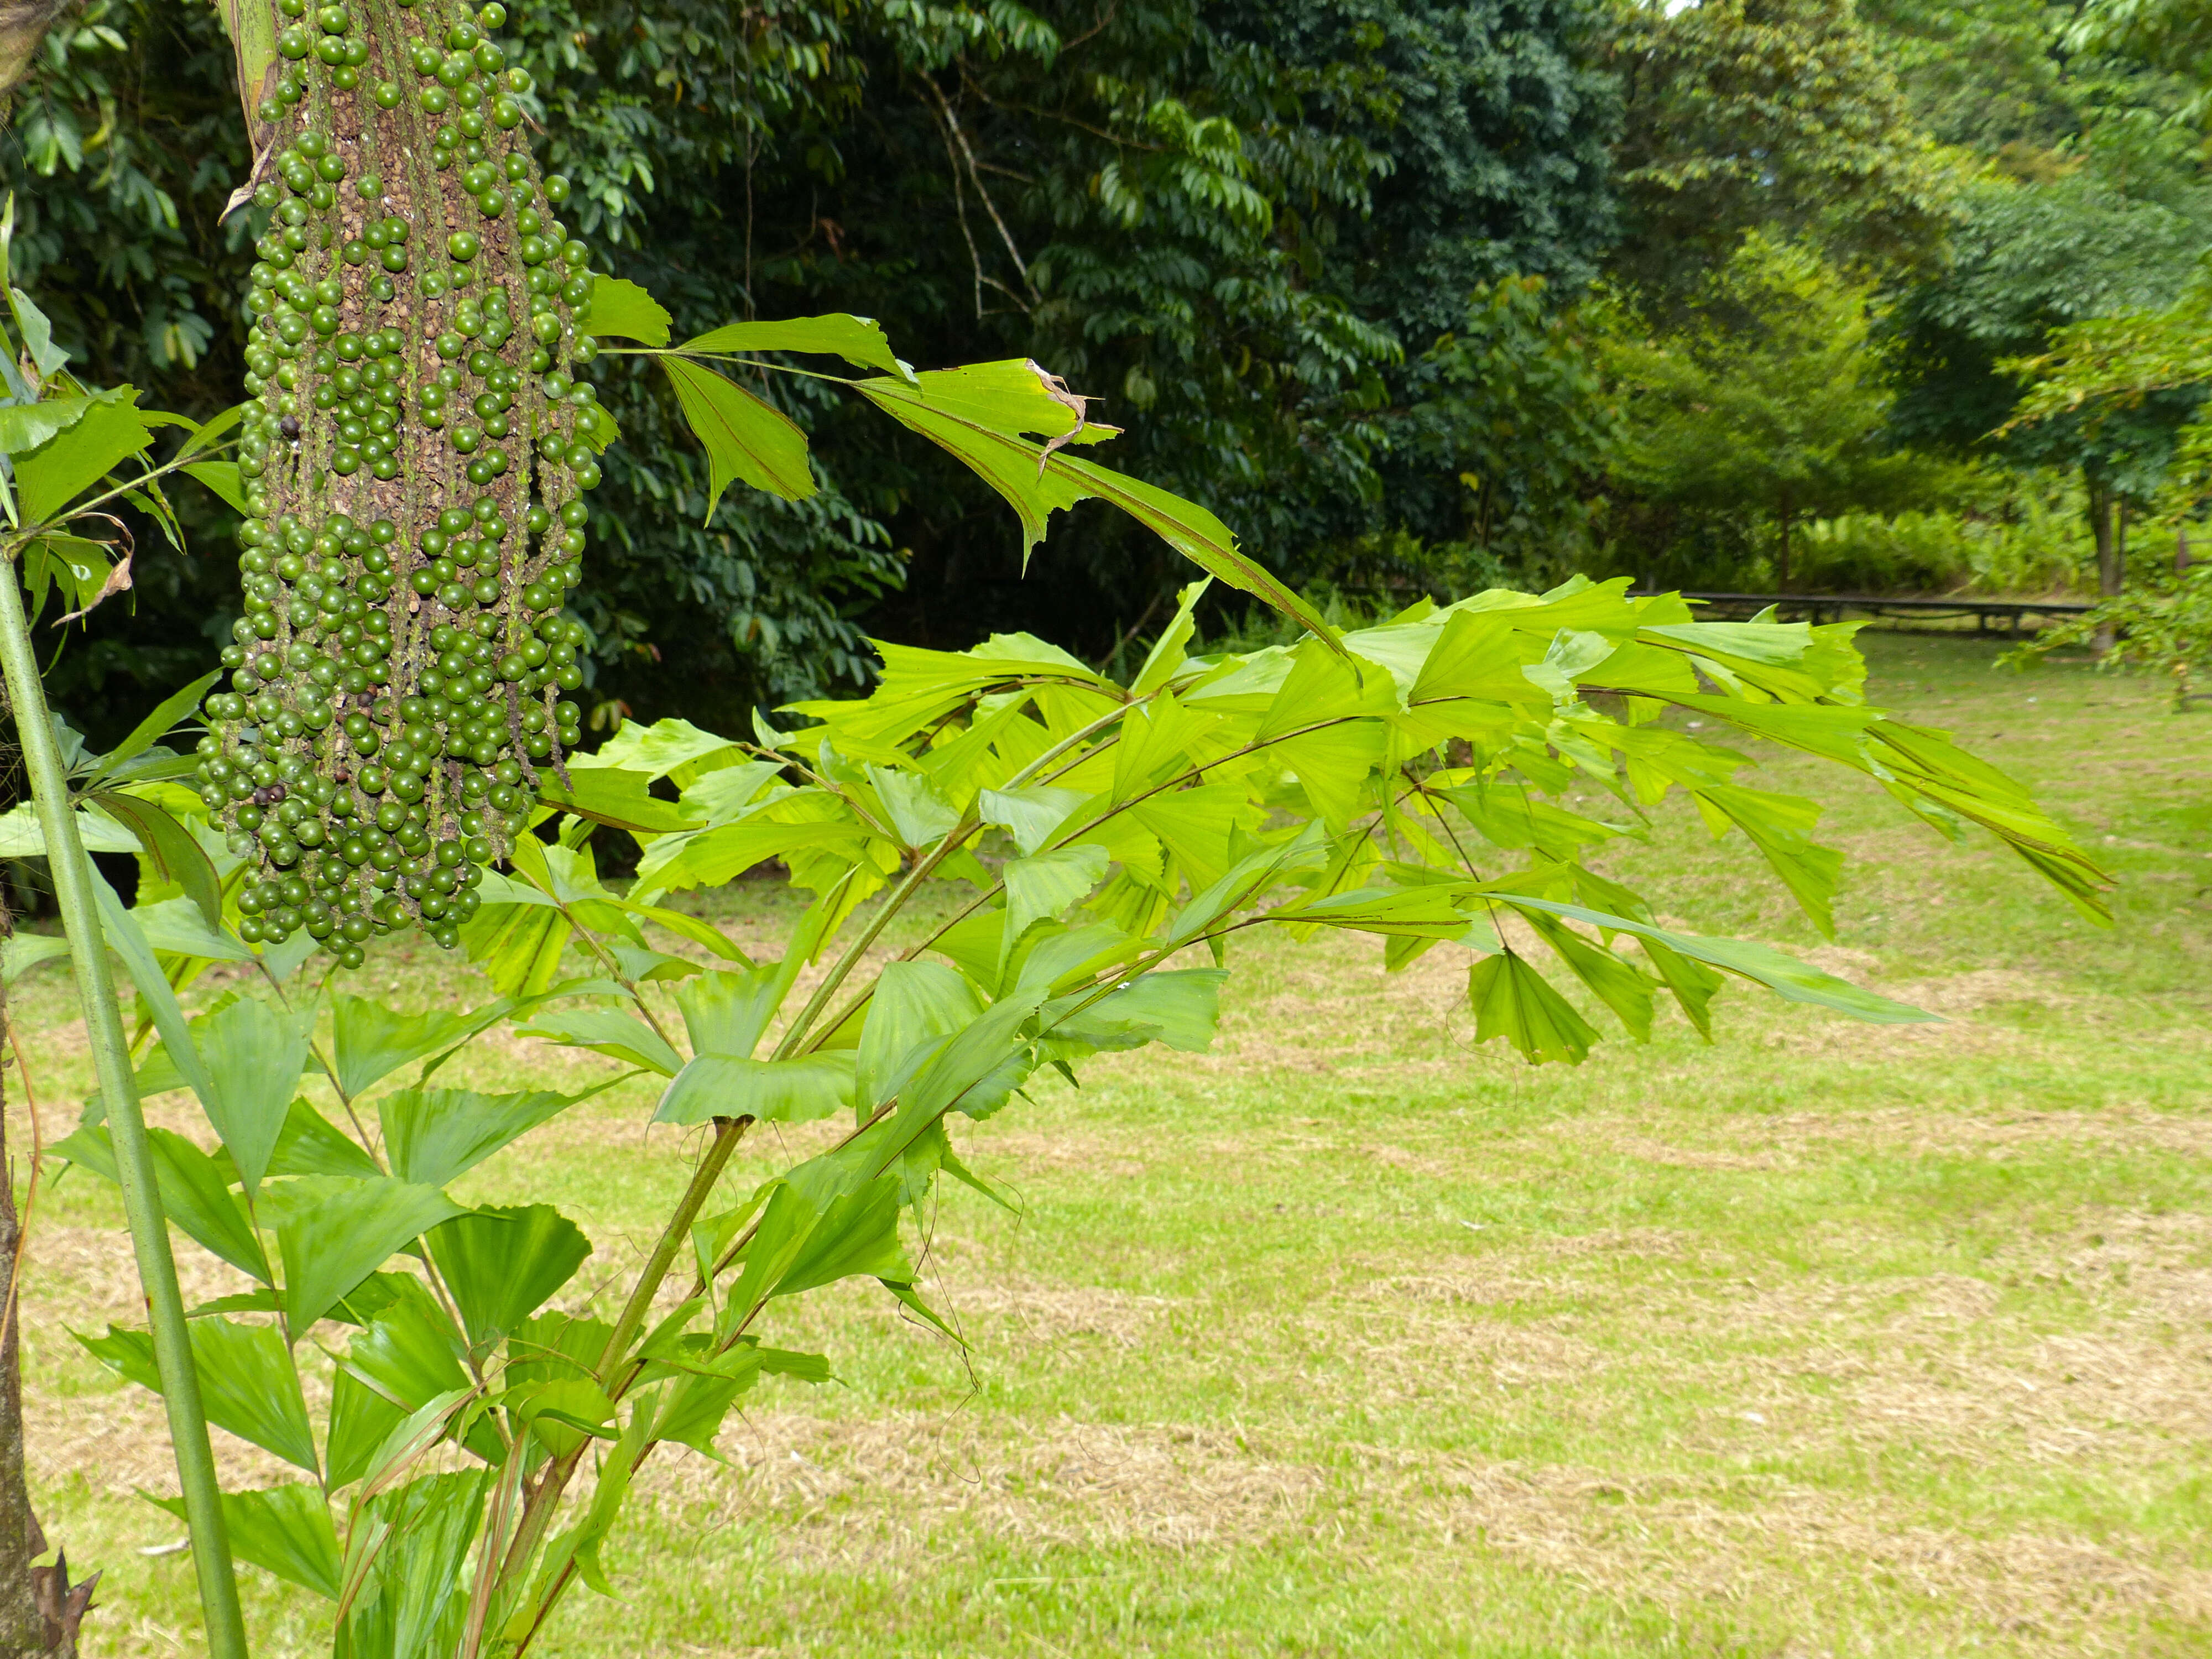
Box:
[201,0,603,969]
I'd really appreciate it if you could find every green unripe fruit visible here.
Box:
[213,2,592,972]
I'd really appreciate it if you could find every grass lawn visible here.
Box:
[9,632,2210,1658]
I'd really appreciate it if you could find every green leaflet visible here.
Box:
[128,894,251,966]
[535,765,702,834]
[0,391,98,457]
[676,759,784,826]
[270,1177,468,1340]
[509,1377,617,1461]
[340,1278,471,1417]
[188,1315,322,1473]
[1130,577,1211,695]
[87,669,222,785]
[1468,950,1600,1066]
[193,994,314,1196]
[1001,845,1111,965]
[325,1368,406,1491]
[853,367,1345,650]
[1441,781,1627,858]
[152,1485,341,1601]
[1496,896,1934,1025]
[81,1316,319,1474]
[576,275,672,346]
[653,1053,856,1126]
[613,896,754,964]
[341,1469,486,1659]
[673,964,785,1058]
[1131,782,1256,894]
[586,714,743,782]
[425,1206,593,1348]
[1058,453,1346,654]
[1268,883,1484,940]
[647,1370,749,1461]
[979,785,1088,856]
[631,818,883,900]
[459,891,573,998]
[6,286,66,379]
[330,994,515,1100]
[661,356,814,513]
[884,987,1049,1142]
[854,961,985,1113]
[514,1007,685,1077]
[1519,910,1657,1042]
[181,460,247,513]
[681,314,910,379]
[0,933,67,983]
[847,364,1098,561]
[1050,968,1229,1054]
[380,1083,594,1191]
[53,1123,268,1280]
[867,764,962,847]
[1693,783,1844,939]
[721,1173,911,1328]
[268,1100,382,1179]
[16,384,153,524]
[1006,921,1139,1000]
[507,1310,615,1393]
[90,869,220,1104]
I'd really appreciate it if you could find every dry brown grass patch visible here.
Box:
[638,1409,1321,1558]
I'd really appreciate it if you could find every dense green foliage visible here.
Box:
[1606,0,1953,307]
[1608,236,1957,588]
[15,0,2212,736]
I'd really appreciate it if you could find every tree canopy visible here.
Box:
[13,0,2212,734]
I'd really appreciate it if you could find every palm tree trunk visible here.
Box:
[0,899,94,1657]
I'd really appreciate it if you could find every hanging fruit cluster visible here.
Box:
[194,0,604,967]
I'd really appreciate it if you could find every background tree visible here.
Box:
[1386,275,1626,592]
[1610,236,1956,589]
[1860,0,2185,166]
[1882,145,2212,603]
[1603,0,1955,313]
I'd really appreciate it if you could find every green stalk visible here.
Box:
[0,560,250,1657]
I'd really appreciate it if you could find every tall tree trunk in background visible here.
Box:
[0,899,93,1657]
[1777,508,1793,593]
[2088,475,2120,653]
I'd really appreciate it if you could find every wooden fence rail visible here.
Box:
[1636,591,2095,637]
